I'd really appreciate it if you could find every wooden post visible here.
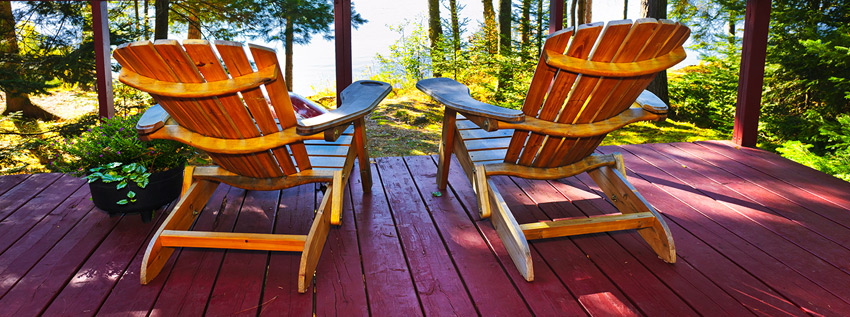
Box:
[91,0,114,118]
[334,0,352,103]
[549,0,564,34]
[733,0,771,147]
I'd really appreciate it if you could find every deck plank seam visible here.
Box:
[693,141,850,214]
[345,167,374,315]
[400,156,482,316]
[502,174,646,315]
[426,155,538,315]
[0,177,87,256]
[371,158,428,316]
[653,143,850,273]
[606,144,840,314]
[558,166,724,315]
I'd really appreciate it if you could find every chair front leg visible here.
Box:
[353,118,372,192]
[437,108,457,190]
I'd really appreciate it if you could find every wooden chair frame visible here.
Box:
[115,40,391,293]
[417,19,687,281]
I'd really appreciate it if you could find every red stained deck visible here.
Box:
[2,140,850,316]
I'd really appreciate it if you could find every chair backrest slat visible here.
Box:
[505,19,689,168]
[249,45,313,171]
[214,42,300,175]
[540,19,662,167]
[506,22,604,165]
[114,40,316,178]
[181,40,288,177]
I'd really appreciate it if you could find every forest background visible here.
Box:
[0,0,848,181]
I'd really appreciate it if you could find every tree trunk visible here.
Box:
[427,0,443,77]
[641,0,670,105]
[577,0,586,24]
[728,13,736,44]
[536,0,543,55]
[134,0,140,33]
[284,14,294,91]
[571,0,577,27]
[154,0,169,40]
[449,0,459,51]
[521,0,531,50]
[144,0,150,39]
[1,1,56,120]
[482,0,497,54]
[585,0,592,23]
[496,0,512,100]
[187,3,201,39]
[623,0,628,19]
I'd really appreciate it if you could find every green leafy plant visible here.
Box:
[53,113,189,204]
[86,162,149,205]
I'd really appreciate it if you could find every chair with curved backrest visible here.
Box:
[114,39,391,293]
[417,19,690,281]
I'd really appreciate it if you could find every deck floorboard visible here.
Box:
[1,141,849,315]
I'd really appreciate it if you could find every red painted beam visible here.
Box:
[549,0,564,34]
[91,0,114,119]
[733,0,771,147]
[334,0,352,104]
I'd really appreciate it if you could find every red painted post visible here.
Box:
[733,0,771,147]
[334,0,352,103]
[91,0,114,119]
[549,0,564,34]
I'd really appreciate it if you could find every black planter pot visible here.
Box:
[89,165,184,223]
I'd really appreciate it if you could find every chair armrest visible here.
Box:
[136,104,170,135]
[296,80,392,135]
[416,77,524,123]
[634,90,668,114]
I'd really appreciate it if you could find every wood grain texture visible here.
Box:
[515,176,696,315]
[376,156,477,316]
[347,163,421,315]
[4,141,850,314]
[316,179,368,316]
[439,155,587,315]
[119,62,277,98]
[543,46,686,77]
[39,203,169,316]
[0,174,84,254]
[104,185,235,316]
[553,175,757,316]
[260,184,314,316]
[0,185,95,299]
[0,173,61,222]
[600,145,850,315]
[205,189,278,315]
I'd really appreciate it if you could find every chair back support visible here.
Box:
[506,19,690,168]
[114,40,311,178]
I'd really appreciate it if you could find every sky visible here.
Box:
[286,0,698,94]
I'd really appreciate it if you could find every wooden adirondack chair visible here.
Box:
[417,19,689,281]
[114,39,391,292]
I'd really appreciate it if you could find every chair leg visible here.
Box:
[487,178,533,281]
[437,109,457,190]
[353,118,372,192]
[587,162,675,263]
[474,165,491,218]
[298,185,333,293]
[330,170,344,226]
[141,179,219,284]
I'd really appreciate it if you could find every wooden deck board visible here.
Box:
[600,145,850,315]
[2,141,850,315]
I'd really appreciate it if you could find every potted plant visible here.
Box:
[54,113,190,222]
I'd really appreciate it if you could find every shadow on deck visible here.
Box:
[1,140,850,316]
